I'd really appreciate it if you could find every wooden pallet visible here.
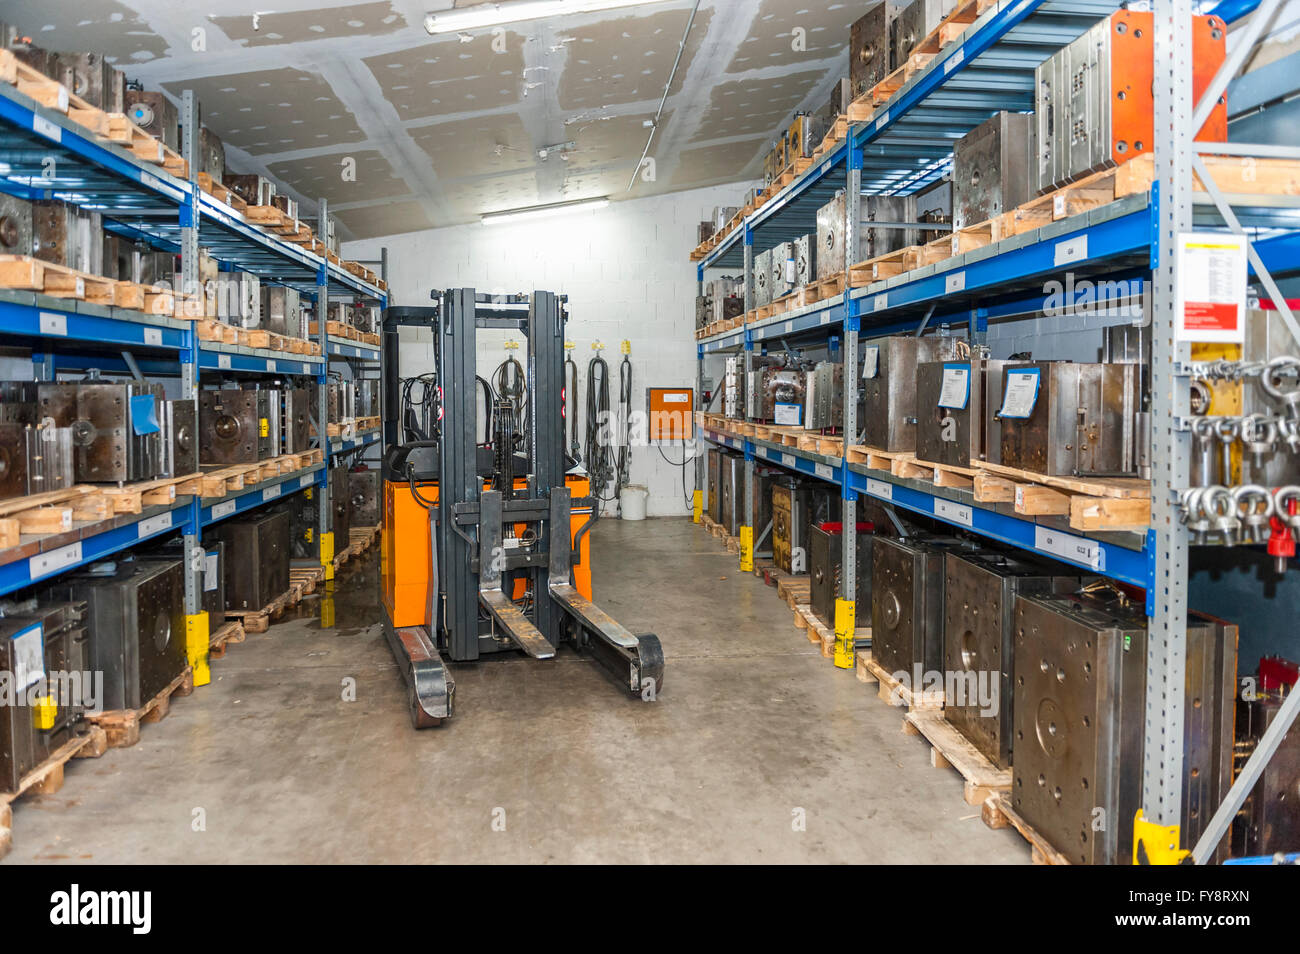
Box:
[797,433,845,458]
[199,463,263,496]
[903,709,1011,806]
[334,524,381,570]
[794,604,872,660]
[855,651,944,710]
[207,620,247,659]
[197,172,248,214]
[982,793,1072,865]
[0,724,108,859]
[290,562,327,596]
[85,667,194,749]
[223,583,304,634]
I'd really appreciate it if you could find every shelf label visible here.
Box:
[30,542,82,581]
[33,114,61,142]
[944,48,965,74]
[39,312,67,336]
[266,359,277,373]
[211,500,236,520]
[1035,526,1104,571]
[143,327,162,346]
[865,478,893,501]
[262,485,282,503]
[934,498,973,526]
[945,271,966,293]
[784,320,793,335]
[137,512,173,538]
[820,312,831,325]
[814,463,835,481]
[218,354,231,369]
[140,172,162,191]
[11,623,44,691]
[875,111,889,130]
[1174,232,1248,344]
[873,293,888,312]
[1054,236,1088,266]
[781,452,797,468]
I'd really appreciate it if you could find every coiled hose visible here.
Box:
[586,353,615,504]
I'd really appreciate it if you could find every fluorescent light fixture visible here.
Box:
[424,0,671,35]
[481,197,609,226]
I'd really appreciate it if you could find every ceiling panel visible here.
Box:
[692,69,826,143]
[726,0,859,74]
[410,113,536,181]
[364,31,527,120]
[268,149,409,205]
[210,2,407,48]
[334,200,435,239]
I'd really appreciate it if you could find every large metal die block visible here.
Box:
[998,362,1140,477]
[794,234,816,288]
[160,399,197,478]
[0,602,88,793]
[861,337,946,452]
[772,480,812,574]
[942,550,1079,770]
[1011,597,1236,865]
[211,510,290,611]
[0,192,33,255]
[723,356,743,420]
[0,423,28,498]
[747,367,806,426]
[330,465,352,542]
[707,448,723,523]
[916,359,1013,467]
[804,361,844,432]
[261,286,302,338]
[717,453,744,536]
[953,112,1034,229]
[199,390,261,465]
[58,560,186,712]
[125,90,179,149]
[816,193,847,281]
[753,248,773,308]
[1234,692,1300,857]
[54,52,124,112]
[769,242,796,301]
[282,387,313,455]
[890,0,950,69]
[865,195,916,260]
[349,470,380,527]
[852,1,905,98]
[810,524,875,630]
[38,382,164,483]
[31,201,102,275]
[871,535,955,679]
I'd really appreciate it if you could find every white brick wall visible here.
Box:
[344,181,752,516]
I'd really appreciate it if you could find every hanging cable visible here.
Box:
[565,352,581,463]
[493,353,528,458]
[585,351,615,504]
[616,351,633,499]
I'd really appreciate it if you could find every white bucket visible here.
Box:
[619,485,649,521]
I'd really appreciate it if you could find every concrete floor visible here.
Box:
[5,518,1027,864]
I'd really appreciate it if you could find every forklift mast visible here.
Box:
[380,290,664,728]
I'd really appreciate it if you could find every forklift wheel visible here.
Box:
[409,687,443,729]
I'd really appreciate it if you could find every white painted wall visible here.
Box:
[343,181,753,516]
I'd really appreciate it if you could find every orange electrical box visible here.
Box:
[646,387,695,443]
[382,474,593,630]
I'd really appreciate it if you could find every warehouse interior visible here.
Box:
[0,0,1299,876]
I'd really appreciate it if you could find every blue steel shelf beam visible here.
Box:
[200,465,326,528]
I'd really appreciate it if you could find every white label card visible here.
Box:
[1000,368,1041,419]
[218,354,231,369]
[1054,236,1088,266]
[1174,232,1248,344]
[143,328,163,346]
[30,542,82,581]
[945,271,966,293]
[137,512,173,538]
[1035,526,1104,571]
[862,346,880,379]
[266,359,277,373]
[39,312,67,336]
[11,623,44,692]
[211,500,236,520]
[814,463,834,481]
[944,48,965,73]
[262,485,281,502]
[774,403,802,426]
[876,111,889,130]
[934,498,973,526]
[937,364,971,410]
[33,115,61,142]
[781,452,797,467]
[866,478,893,500]
[204,553,219,591]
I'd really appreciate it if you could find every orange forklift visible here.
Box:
[381,290,663,727]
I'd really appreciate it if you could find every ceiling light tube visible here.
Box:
[424,0,672,35]
[481,197,610,225]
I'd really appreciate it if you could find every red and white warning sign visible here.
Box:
[1175,233,1248,343]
